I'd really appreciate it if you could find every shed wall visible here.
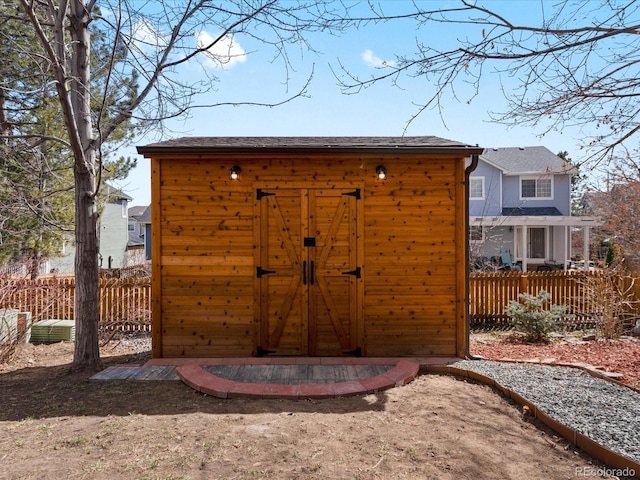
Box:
[151,154,467,357]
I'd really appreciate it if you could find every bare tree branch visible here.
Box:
[336,0,640,167]
[4,0,354,371]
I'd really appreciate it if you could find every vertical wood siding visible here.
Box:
[362,159,461,355]
[158,159,255,357]
[151,154,467,357]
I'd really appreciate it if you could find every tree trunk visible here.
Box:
[28,252,41,280]
[69,1,102,372]
[71,161,102,372]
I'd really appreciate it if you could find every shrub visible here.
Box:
[505,290,571,342]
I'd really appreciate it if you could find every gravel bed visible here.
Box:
[452,360,640,464]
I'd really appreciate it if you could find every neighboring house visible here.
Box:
[138,206,152,261]
[127,205,151,265]
[128,205,147,236]
[50,185,132,273]
[468,146,600,272]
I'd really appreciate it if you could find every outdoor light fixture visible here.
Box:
[229,165,241,180]
[376,165,387,180]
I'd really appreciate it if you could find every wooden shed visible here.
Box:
[137,137,483,358]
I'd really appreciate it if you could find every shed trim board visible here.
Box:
[151,157,163,358]
[138,137,483,358]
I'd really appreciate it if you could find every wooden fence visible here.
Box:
[2,271,639,333]
[470,271,640,330]
[0,276,151,331]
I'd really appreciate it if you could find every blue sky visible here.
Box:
[115,1,597,206]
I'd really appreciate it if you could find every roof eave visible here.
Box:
[503,169,576,176]
[470,215,602,227]
[137,145,484,157]
[477,156,507,172]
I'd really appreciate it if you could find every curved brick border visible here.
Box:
[424,364,640,474]
[176,359,419,399]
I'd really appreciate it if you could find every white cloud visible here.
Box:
[132,19,168,51]
[362,49,395,68]
[196,31,247,69]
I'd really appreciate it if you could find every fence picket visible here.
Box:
[469,271,640,330]
[0,276,151,332]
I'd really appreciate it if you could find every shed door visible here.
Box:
[257,188,360,355]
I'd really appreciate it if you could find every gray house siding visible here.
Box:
[49,186,131,273]
[501,173,572,214]
[469,160,502,217]
[99,199,129,269]
[49,241,75,273]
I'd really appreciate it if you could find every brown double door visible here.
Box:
[256,187,360,355]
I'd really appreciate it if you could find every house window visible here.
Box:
[469,177,484,199]
[128,223,135,231]
[469,226,484,242]
[520,177,552,199]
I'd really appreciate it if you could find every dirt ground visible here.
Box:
[0,334,627,480]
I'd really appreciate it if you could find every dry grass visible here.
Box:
[579,271,640,338]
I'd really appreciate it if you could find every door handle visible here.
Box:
[302,261,307,285]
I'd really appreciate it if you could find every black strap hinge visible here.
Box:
[257,346,276,356]
[256,189,276,200]
[343,347,362,357]
[257,266,276,278]
[342,267,361,278]
[342,188,361,200]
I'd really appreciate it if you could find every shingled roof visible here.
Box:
[137,136,483,156]
[480,146,576,175]
[502,207,564,216]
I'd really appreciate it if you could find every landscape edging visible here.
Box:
[423,364,640,475]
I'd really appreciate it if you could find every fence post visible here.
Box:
[519,272,529,296]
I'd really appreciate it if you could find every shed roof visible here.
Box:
[480,146,576,175]
[137,136,483,156]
